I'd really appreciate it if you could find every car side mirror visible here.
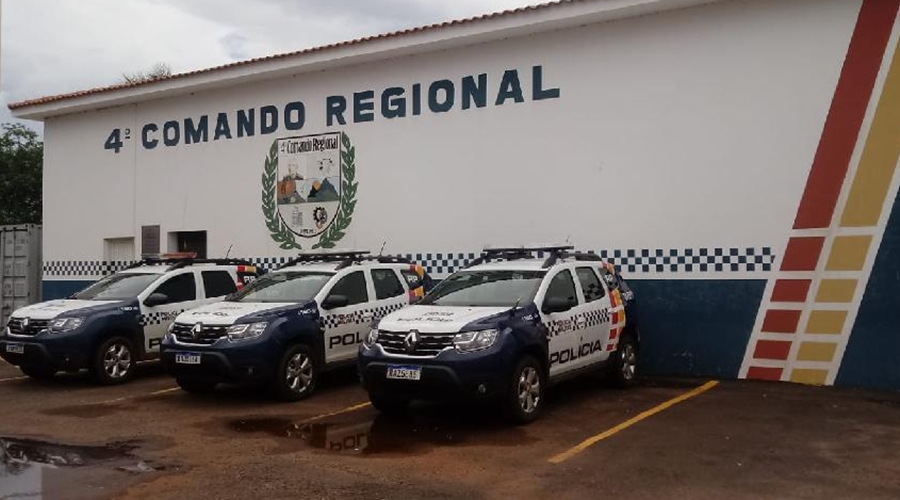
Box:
[542,296,573,314]
[143,292,169,307]
[321,294,349,310]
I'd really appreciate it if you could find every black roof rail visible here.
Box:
[126,257,256,271]
[374,255,411,264]
[278,251,372,270]
[464,245,575,270]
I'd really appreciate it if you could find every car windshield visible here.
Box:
[420,270,546,307]
[72,273,160,301]
[228,271,333,303]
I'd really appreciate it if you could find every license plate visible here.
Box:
[386,365,421,381]
[175,352,201,365]
[5,343,24,354]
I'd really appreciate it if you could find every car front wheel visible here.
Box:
[273,344,319,401]
[504,355,545,425]
[92,336,135,385]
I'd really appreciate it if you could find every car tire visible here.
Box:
[611,334,638,388]
[369,394,410,415]
[504,355,545,425]
[176,377,217,394]
[92,336,136,385]
[272,344,319,401]
[20,364,57,381]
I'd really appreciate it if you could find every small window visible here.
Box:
[542,269,578,310]
[372,269,405,300]
[202,271,237,298]
[576,267,606,302]
[326,271,368,306]
[152,273,196,304]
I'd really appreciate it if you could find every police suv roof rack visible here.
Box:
[373,255,411,264]
[465,245,574,269]
[125,257,255,271]
[279,251,371,270]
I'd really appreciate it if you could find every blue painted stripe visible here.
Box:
[837,192,900,391]
[629,279,766,379]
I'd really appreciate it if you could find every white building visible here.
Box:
[11,0,900,389]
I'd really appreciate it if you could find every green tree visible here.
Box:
[0,123,43,224]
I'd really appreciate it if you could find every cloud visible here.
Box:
[0,0,536,131]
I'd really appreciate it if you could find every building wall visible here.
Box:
[37,0,900,388]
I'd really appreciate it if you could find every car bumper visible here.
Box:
[160,337,277,384]
[0,335,90,370]
[358,343,514,402]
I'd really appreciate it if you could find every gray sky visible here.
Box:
[0,0,537,133]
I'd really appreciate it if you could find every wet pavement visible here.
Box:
[0,359,899,499]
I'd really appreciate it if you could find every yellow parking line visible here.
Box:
[148,387,180,396]
[0,376,28,383]
[548,380,719,464]
[304,402,371,423]
[93,386,178,405]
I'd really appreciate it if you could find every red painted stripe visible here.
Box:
[780,237,825,271]
[793,0,900,229]
[761,310,802,334]
[747,366,784,381]
[771,279,812,302]
[754,340,793,360]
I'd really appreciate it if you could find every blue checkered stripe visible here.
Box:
[42,247,774,278]
[404,247,774,276]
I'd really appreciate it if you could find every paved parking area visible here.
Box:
[1,358,899,500]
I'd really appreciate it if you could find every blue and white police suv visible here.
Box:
[359,246,638,424]
[0,258,259,384]
[160,251,430,401]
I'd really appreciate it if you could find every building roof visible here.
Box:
[9,0,714,120]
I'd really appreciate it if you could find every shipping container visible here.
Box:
[0,225,42,327]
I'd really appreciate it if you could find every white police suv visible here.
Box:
[0,258,259,384]
[160,251,431,401]
[359,246,638,424]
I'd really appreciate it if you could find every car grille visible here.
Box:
[171,322,229,345]
[377,330,455,356]
[7,318,50,336]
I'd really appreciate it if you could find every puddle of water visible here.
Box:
[0,437,156,499]
[227,406,535,456]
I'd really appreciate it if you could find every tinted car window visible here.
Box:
[327,271,368,306]
[230,272,332,303]
[421,270,545,307]
[73,273,158,301]
[542,270,578,310]
[372,269,405,300]
[202,271,237,298]
[152,273,196,304]
[576,267,606,302]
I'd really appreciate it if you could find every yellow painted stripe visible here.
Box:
[841,34,900,227]
[548,380,719,464]
[805,310,848,334]
[796,342,838,362]
[815,279,858,303]
[826,235,872,271]
[0,376,28,383]
[304,402,371,423]
[790,368,829,385]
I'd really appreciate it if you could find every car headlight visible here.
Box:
[47,317,84,334]
[364,328,379,348]
[227,322,268,341]
[453,329,499,353]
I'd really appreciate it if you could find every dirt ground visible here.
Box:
[0,358,899,500]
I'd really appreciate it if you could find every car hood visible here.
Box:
[378,305,510,333]
[175,301,300,325]
[12,299,122,320]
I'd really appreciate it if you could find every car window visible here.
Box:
[152,273,196,304]
[372,269,405,300]
[542,269,578,310]
[576,267,606,302]
[327,271,368,306]
[202,270,237,298]
[420,270,545,307]
[73,273,158,301]
[229,272,332,303]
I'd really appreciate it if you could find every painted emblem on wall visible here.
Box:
[261,132,358,249]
